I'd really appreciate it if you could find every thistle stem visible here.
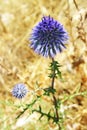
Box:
[51,58,61,130]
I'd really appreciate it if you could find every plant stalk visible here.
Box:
[51,58,61,130]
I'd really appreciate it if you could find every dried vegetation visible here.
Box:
[0,0,87,129]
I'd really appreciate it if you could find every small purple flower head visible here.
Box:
[12,83,28,99]
[29,16,69,58]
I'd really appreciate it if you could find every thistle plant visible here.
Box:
[11,16,87,130]
[29,16,68,129]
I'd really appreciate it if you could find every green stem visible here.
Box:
[51,58,61,130]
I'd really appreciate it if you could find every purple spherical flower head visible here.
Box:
[29,16,69,58]
[12,83,28,99]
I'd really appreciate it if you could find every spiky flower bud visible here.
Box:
[12,83,28,99]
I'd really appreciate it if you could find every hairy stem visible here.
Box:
[51,58,61,130]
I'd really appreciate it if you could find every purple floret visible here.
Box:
[29,16,69,58]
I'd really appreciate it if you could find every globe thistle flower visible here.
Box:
[29,16,69,58]
[12,83,28,99]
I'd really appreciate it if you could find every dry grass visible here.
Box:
[0,0,87,130]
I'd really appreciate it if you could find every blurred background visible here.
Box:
[0,0,87,129]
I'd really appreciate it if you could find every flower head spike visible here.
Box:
[12,83,28,99]
[29,16,69,58]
